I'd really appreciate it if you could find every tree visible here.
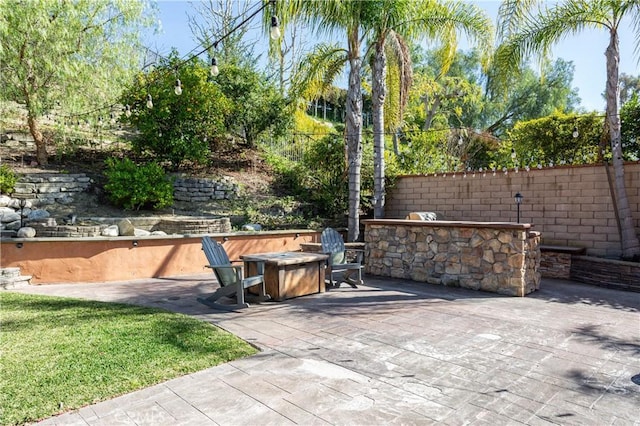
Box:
[0,0,153,165]
[121,55,231,167]
[619,73,640,105]
[367,1,493,218]
[496,0,640,260]
[214,64,292,148]
[280,1,374,241]
[621,94,640,159]
[188,0,257,69]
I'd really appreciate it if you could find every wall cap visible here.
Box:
[363,219,532,231]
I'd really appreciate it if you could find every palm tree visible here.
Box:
[368,0,493,218]
[279,0,377,241]
[496,0,640,260]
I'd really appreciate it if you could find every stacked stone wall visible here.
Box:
[364,220,540,296]
[385,163,640,258]
[172,176,238,202]
[13,174,91,206]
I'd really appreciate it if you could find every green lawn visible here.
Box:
[0,292,257,425]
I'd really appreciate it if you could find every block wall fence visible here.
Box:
[385,162,640,258]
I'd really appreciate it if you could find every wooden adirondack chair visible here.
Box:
[321,228,364,288]
[197,236,270,310]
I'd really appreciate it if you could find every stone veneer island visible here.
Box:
[363,220,541,296]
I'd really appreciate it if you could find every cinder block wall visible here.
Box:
[385,163,640,258]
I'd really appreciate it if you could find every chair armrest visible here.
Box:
[205,264,243,270]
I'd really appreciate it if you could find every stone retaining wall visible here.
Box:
[571,256,640,292]
[540,251,571,279]
[364,220,541,296]
[13,173,240,205]
[172,176,239,202]
[14,174,91,206]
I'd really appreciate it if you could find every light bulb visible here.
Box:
[110,113,115,124]
[458,137,463,146]
[572,126,579,138]
[125,105,132,117]
[146,94,153,109]
[270,16,281,40]
[511,148,516,160]
[174,79,182,96]
[210,58,219,77]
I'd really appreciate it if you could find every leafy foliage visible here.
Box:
[213,64,292,148]
[0,164,17,195]
[0,0,153,164]
[621,94,640,160]
[103,157,174,210]
[508,112,604,166]
[121,55,231,167]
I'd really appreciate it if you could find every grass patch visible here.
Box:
[0,292,257,425]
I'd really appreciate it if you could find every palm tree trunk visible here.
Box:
[372,40,387,219]
[346,26,363,242]
[605,29,640,260]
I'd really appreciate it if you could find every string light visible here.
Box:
[146,94,153,109]
[210,57,219,77]
[572,126,579,138]
[174,79,183,96]
[270,16,281,40]
[125,105,132,117]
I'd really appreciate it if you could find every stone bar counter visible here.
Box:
[363,220,541,296]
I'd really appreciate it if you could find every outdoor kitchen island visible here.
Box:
[363,220,541,296]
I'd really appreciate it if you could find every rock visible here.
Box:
[28,209,50,220]
[134,228,151,237]
[56,195,75,205]
[0,207,15,216]
[101,225,119,237]
[4,220,21,230]
[242,223,262,231]
[17,227,36,238]
[117,219,135,236]
[1,212,20,223]
[0,195,10,207]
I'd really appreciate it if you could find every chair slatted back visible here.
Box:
[202,236,237,287]
[321,228,346,264]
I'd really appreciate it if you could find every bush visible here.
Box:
[103,157,174,210]
[0,164,17,194]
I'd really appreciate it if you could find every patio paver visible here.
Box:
[13,275,640,425]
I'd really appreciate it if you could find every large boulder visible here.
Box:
[117,219,135,236]
[28,209,50,220]
[17,227,36,238]
[1,212,20,223]
[134,228,151,237]
[101,225,119,237]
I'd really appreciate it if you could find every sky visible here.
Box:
[146,0,639,112]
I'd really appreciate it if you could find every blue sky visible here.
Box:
[146,0,639,112]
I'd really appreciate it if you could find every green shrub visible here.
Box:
[103,157,174,210]
[0,164,17,194]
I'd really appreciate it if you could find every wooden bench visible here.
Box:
[539,245,586,279]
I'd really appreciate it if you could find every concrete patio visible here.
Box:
[14,275,640,425]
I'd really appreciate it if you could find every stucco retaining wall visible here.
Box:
[1,230,319,284]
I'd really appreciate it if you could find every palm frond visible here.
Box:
[290,42,347,103]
